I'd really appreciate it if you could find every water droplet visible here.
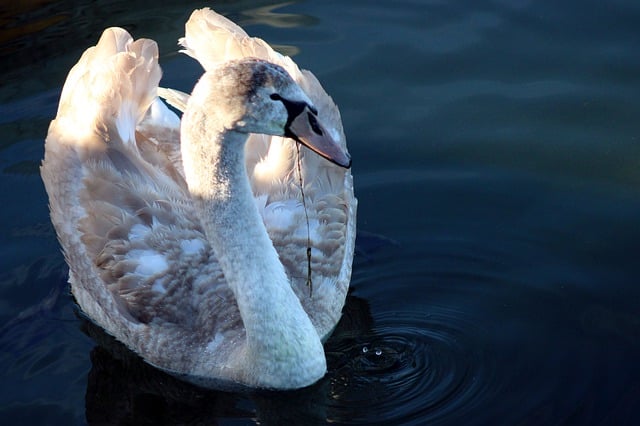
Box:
[375,349,382,356]
[362,346,369,353]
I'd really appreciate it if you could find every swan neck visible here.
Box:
[181,105,326,388]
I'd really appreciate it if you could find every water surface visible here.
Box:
[1,0,639,424]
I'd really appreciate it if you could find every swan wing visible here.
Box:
[41,28,241,367]
[179,8,357,337]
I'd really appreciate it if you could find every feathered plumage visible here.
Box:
[41,8,356,389]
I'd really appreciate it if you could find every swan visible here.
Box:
[41,8,356,390]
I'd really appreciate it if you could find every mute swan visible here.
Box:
[41,8,356,390]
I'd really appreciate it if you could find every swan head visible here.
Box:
[192,58,351,168]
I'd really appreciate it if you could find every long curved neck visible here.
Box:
[181,101,326,388]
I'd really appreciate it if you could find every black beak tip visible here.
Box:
[333,152,352,169]
[343,155,352,169]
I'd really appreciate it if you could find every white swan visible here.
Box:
[41,8,356,390]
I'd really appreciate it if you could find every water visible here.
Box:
[2,0,640,424]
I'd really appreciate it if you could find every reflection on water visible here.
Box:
[2,0,640,424]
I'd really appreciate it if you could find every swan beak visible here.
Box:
[287,107,352,169]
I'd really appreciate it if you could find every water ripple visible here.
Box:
[326,305,496,425]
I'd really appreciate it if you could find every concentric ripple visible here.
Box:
[320,235,524,425]
[325,305,497,425]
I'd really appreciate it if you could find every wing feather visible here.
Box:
[42,27,235,338]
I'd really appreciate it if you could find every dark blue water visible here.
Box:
[2,1,640,424]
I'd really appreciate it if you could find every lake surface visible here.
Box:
[2,0,640,424]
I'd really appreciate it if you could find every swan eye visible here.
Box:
[270,93,282,101]
[307,112,323,136]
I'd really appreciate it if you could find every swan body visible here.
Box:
[41,8,356,389]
